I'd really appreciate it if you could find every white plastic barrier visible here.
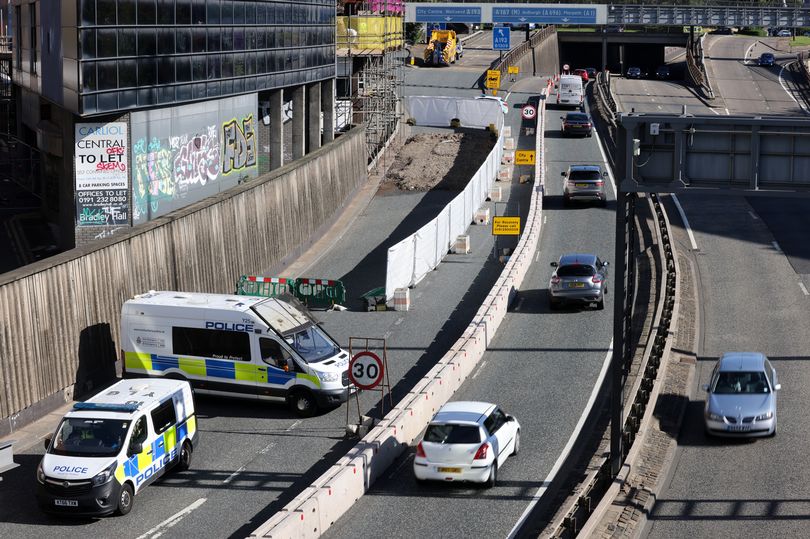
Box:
[405,96,503,129]
[249,85,551,539]
[385,128,505,301]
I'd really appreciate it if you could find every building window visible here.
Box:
[29,4,37,74]
[14,6,21,67]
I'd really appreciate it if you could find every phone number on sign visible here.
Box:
[77,194,128,204]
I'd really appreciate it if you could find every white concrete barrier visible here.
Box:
[249,86,552,539]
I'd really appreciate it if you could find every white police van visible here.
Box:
[36,378,197,516]
[121,291,351,417]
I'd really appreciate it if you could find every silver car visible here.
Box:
[562,165,608,206]
[548,254,609,310]
[703,352,780,438]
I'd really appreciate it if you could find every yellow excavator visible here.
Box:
[423,30,462,66]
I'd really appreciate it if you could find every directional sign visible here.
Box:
[493,6,598,25]
[415,6,482,23]
[349,351,384,390]
[493,26,511,51]
[515,150,536,165]
[427,22,447,32]
[486,70,501,89]
[521,104,537,120]
[492,216,521,236]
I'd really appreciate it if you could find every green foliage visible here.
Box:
[737,27,767,37]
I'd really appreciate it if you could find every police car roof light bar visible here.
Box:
[73,402,141,413]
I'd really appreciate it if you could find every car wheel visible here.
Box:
[116,483,134,516]
[596,298,605,310]
[289,389,318,417]
[484,462,497,489]
[177,441,193,472]
[511,430,520,456]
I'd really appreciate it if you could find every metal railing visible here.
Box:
[490,24,555,80]
[0,36,10,54]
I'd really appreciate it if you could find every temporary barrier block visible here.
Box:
[501,150,515,165]
[454,235,471,254]
[393,287,410,311]
[474,208,490,225]
[502,125,512,138]
[503,137,515,150]
[498,164,513,181]
[488,185,502,202]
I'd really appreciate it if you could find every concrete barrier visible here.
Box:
[249,88,551,538]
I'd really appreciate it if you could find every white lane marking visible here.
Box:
[725,108,730,115]
[383,330,392,339]
[592,121,617,195]
[471,360,488,379]
[507,341,614,539]
[286,420,302,432]
[223,465,247,485]
[772,241,782,252]
[543,215,547,225]
[749,210,759,220]
[657,105,663,109]
[744,41,757,64]
[709,107,721,115]
[535,250,540,263]
[799,282,810,296]
[671,194,698,250]
[136,498,207,539]
[259,441,278,455]
[394,317,404,326]
[778,62,809,114]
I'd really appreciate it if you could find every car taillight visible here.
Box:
[474,442,490,460]
[592,275,602,284]
[594,181,603,186]
[586,123,592,128]
[551,275,560,284]
[416,442,426,458]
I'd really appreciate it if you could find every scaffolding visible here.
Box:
[337,0,404,163]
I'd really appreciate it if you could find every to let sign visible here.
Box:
[492,216,521,236]
[515,150,536,165]
[75,122,129,227]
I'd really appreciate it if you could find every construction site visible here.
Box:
[336,0,405,162]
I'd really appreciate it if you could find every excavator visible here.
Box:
[423,30,462,66]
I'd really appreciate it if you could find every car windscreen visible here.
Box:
[557,264,596,277]
[566,114,589,122]
[424,423,481,444]
[283,324,340,363]
[713,371,770,394]
[569,170,602,181]
[49,418,130,458]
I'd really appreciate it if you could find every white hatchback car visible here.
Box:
[413,401,520,487]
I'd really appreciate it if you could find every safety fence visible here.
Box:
[235,275,346,309]
[385,98,505,302]
[248,84,552,539]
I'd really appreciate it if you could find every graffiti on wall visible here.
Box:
[222,115,257,175]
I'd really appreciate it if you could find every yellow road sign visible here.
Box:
[492,216,521,236]
[508,66,519,75]
[515,150,536,166]
[486,70,501,89]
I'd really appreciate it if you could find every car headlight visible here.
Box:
[706,412,724,422]
[316,371,340,383]
[91,462,117,487]
[37,461,46,484]
[756,411,774,421]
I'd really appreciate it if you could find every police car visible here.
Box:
[36,379,198,516]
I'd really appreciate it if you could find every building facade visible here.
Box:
[11,0,337,248]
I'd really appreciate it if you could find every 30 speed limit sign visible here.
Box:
[348,351,384,389]
[521,104,537,120]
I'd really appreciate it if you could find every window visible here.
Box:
[138,0,157,24]
[557,265,596,277]
[150,400,177,434]
[260,338,291,369]
[14,6,21,66]
[424,424,481,444]
[119,0,137,25]
[97,29,117,57]
[138,29,157,56]
[130,416,148,448]
[29,4,37,74]
[172,326,251,362]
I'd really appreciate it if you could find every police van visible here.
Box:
[36,378,197,516]
[121,291,351,417]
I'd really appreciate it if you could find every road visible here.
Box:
[0,34,532,539]
[322,80,616,538]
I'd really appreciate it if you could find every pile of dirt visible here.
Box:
[381,132,495,192]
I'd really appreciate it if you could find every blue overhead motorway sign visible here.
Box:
[493,6,598,25]
[414,6,482,23]
[493,26,511,50]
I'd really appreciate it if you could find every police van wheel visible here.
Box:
[289,390,318,417]
[116,483,134,516]
[178,441,193,472]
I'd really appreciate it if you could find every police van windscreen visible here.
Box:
[49,418,130,458]
[283,325,340,363]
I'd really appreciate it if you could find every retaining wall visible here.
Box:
[0,127,368,437]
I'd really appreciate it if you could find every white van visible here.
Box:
[121,291,351,417]
[557,74,584,109]
[36,379,197,516]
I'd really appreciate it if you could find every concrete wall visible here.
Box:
[0,126,367,437]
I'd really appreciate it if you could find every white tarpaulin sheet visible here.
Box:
[404,96,504,130]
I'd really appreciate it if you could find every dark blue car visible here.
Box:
[758,53,775,66]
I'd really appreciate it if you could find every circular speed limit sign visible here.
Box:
[521,104,537,120]
[348,351,384,390]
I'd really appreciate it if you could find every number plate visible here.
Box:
[726,425,750,432]
[438,467,461,473]
[54,499,78,507]
[569,282,585,288]
[575,183,589,188]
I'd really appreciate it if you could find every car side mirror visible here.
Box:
[603,261,609,267]
[602,171,608,177]
[43,436,52,451]
[559,116,564,120]
[550,261,558,267]
[129,442,143,456]
[701,384,710,391]
[561,171,567,177]
[775,383,782,391]
[506,415,515,422]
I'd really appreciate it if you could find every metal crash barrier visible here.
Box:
[236,275,347,309]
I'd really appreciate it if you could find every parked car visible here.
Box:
[562,164,607,205]
[758,52,775,66]
[626,66,645,79]
[585,67,598,79]
[604,25,624,33]
[712,26,733,35]
[548,254,609,310]
[703,352,780,438]
[777,29,792,37]
[573,68,589,82]
[413,401,520,487]
[655,65,671,80]
[560,112,593,137]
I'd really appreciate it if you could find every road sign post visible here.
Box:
[508,65,519,81]
[346,337,392,433]
[493,26,511,51]
[521,104,537,121]
[486,69,501,96]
